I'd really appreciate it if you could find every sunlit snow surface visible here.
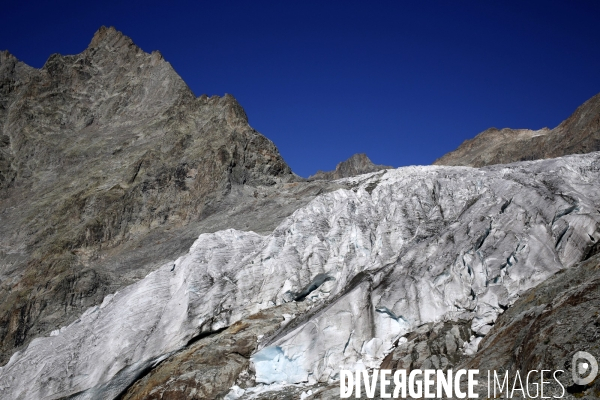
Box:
[2,154,600,399]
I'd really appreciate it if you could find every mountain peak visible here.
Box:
[88,26,133,50]
[0,50,16,62]
[0,50,33,70]
[309,153,392,181]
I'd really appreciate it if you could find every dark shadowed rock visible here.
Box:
[434,92,600,167]
[308,153,392,181]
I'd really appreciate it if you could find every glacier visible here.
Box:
[1,153,600,399]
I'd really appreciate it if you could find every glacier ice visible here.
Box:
[1,153,600,399]
[251,346,309,384]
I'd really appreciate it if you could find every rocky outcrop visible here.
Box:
[2,152,599,399]
[308,153,392,181]
[434,92,600,167]
[121,302,311,400]
[0,26,312,365]
[380,320,472,373]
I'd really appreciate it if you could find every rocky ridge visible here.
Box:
[308,153,392,181]
[434,92,600,167]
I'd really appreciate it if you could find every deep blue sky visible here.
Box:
[2,1,600,177]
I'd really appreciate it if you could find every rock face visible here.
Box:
[379,319,472,373]
[0,26,314,365]
[2,152,600,399]
[308,153,392,181]
[434,92,600,167]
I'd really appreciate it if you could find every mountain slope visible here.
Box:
[434,92,600,167]
[0,26,309,365]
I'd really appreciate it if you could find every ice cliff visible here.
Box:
[1,153,600,399]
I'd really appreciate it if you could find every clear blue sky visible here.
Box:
[2,1,600,177]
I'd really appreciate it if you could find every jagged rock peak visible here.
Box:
[309,153,392,181]
[34,26,165,74]
[0,50,16,62]
[88,25,135,51]
[80,26,166,72]
[0,50,35,74]
[35,25,195,105]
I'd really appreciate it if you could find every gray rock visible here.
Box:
[121,302,311,400]
[434,92,600,167]
[380,320,472,373]
[308,153,392,181]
